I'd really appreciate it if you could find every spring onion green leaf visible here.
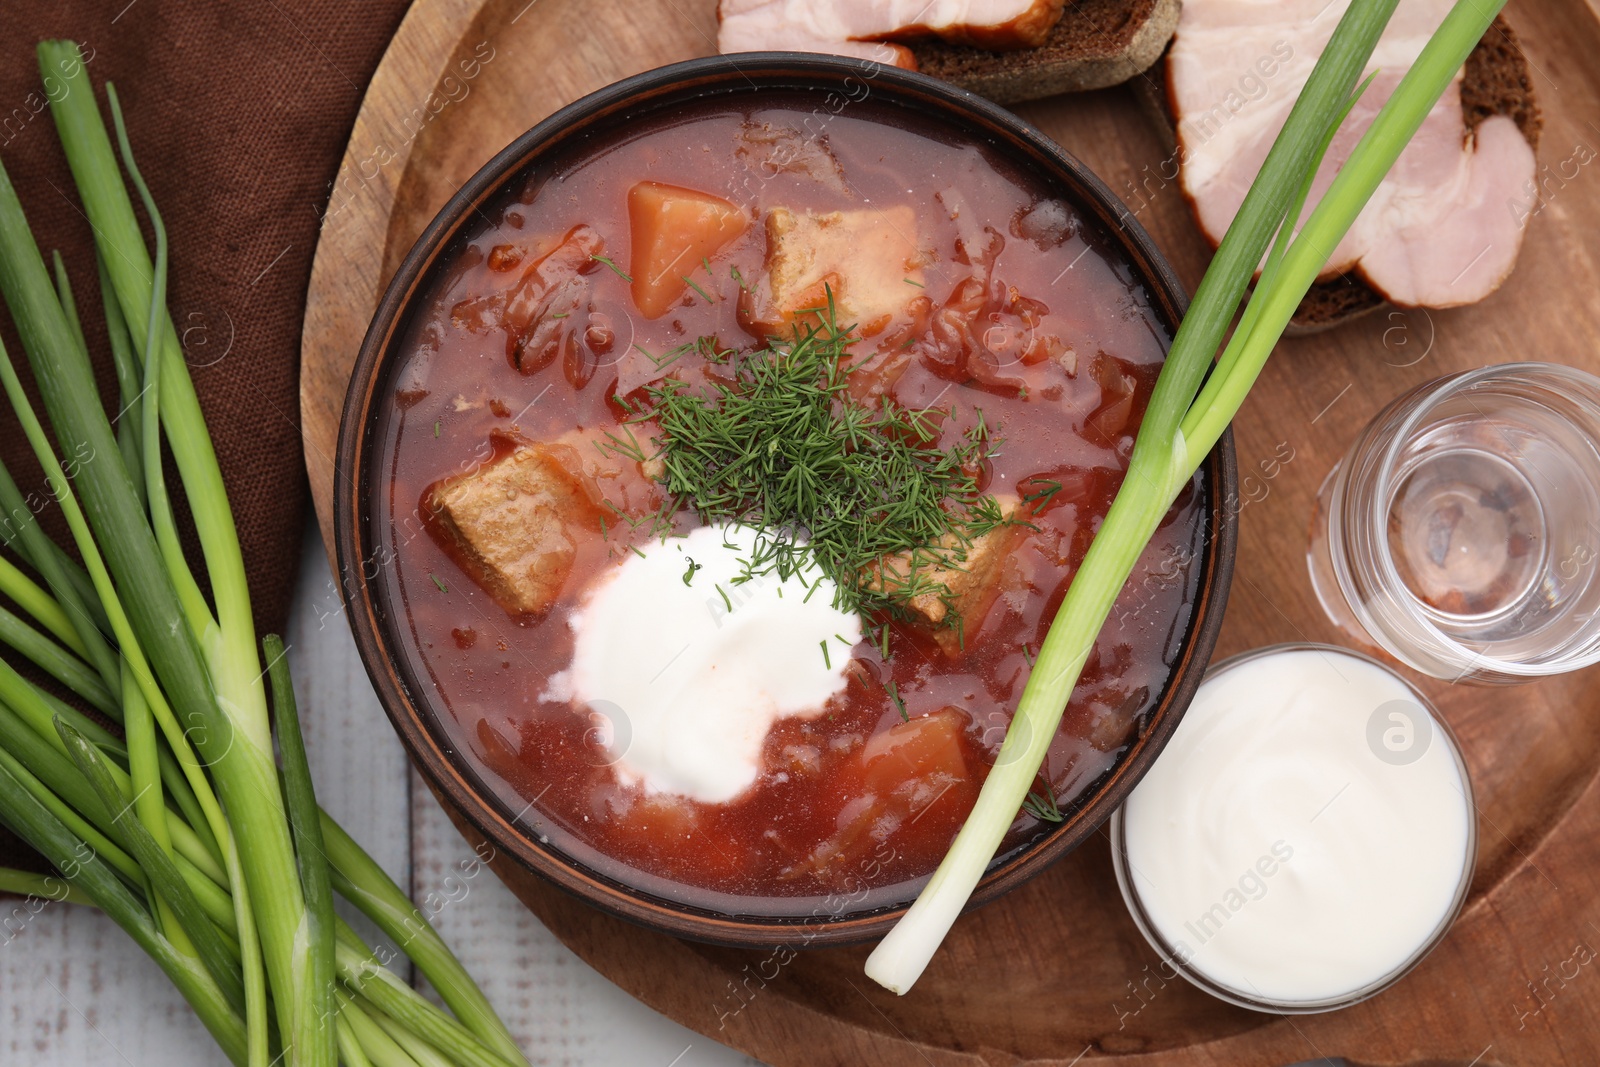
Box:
[867,0,1505,994]
[0,864,94,904]
[265,633,337,1067]
[0,41,526,1067]
[58,716,245,1011]
[320,816,529,1066]
[0,753,248,1064]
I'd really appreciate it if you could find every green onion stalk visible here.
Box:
[867,0,1507,993]
[0,41,530,1067]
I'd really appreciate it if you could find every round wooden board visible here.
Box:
[301,2,1600,1062]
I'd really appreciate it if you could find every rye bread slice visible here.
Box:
[1136,15,1542,333]
[907,0,1180,105]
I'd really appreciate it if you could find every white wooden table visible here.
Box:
[0,518,758,1067]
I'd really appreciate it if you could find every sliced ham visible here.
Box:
[1168,0,1536,308]
[717,0,1065,70]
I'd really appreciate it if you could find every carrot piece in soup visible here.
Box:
[627,182,747,318]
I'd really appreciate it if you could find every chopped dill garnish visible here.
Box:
[715,583,732,612]
[886,679,907,722]
[1021,478,1062,508]
[877,622,891,659]
[903,277,924,287]
[820,640,831,669]
[730,264,747,291]
[429,573,448,593]
[590,253,631,281]
[683,275,714,303]
[632,308,1007,623]
[702,256,712,273]
[601,498,635,528]
[682,557,702,586]
[595,425,647,463]
[599,514,608,540]
[834,633,853,646]
[1022,777,1063,823]
[630,340,694,373]
[630,545,646,559]
[1021,643,1037,667]
[549,312,569,319]
[433,420,440,438]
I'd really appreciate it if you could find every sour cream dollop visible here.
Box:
[558,523,861,803]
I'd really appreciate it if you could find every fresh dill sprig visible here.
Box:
[683,275,714,303]
[1022,776,1063,823]
[633,311,1006,622]
[1021,478,1062,508]
[596,425,647,463]
[886,679,907,722]
[590,253,631,281]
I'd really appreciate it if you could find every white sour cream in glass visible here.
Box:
[1120,646,1473,1005]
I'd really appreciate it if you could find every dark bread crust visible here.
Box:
[1462,16,1541,146]
[908,0,1179,104]
[1142,14,1541,332]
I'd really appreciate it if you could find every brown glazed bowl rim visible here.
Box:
[334,53,1238,949]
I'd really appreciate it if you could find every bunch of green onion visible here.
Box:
[0,40,529,1067]
[867,0,1507,993]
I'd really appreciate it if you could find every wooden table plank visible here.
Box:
[0,908,219,1065]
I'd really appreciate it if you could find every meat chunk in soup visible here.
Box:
[627,182,748,318]
[423,440,601,616]
[761,205,925,336]
[869,496,1021,654]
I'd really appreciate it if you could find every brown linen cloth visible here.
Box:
[0,0,411,871]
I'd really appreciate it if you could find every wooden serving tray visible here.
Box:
[300,1,1600,1062]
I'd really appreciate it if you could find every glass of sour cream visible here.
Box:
[1109,643,1477,1012]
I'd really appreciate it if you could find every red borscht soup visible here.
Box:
[371,97,1204,916]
